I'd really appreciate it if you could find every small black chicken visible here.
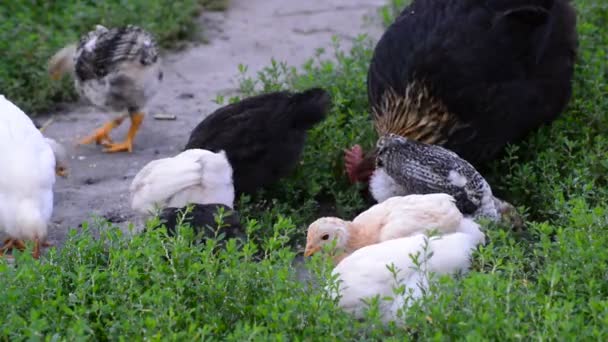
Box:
[158,204,244,245]
[371,134,521,227]
[185,88,331,196]
[345,0,577,184]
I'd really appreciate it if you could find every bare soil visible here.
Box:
[36,0,385,247]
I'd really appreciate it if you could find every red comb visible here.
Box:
[344,145,363,183]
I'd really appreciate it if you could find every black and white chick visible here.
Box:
[184,88,331,196]
[48,24,163,153]
[370,134,521,226]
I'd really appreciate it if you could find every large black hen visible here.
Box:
[185,88,331,196]
[345,0,577,184]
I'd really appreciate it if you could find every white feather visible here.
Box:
[0,95,56,242]
[369,168,406,203]
[330,222,485,323]
[448,170,468,187]
[129,149,235,214]
[84,36,98,52]
[352,193,465,241]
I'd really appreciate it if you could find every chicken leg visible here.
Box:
[79,114,128,146]
[0,238,26,256]
[102,112,144,153]
[33,238,41,259]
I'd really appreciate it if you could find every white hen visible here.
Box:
[330,218,485,323]
[305,193,464,262]
[130,149,235,215]
[0,95,68,259]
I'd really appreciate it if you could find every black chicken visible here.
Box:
[344,0,577,184]
[158,204,244,245]
[185,88,331,196]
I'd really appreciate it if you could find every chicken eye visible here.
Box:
[321,234,330,241]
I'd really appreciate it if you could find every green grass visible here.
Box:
[2,0,608,339]
[0,0,229,115]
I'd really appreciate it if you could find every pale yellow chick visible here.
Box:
[304,193,466,263]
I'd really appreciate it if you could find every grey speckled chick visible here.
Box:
[48,25,163,153]
[370,134,520,225]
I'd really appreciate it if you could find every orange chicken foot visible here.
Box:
[33,238,41,259]
[0,238,27,256]
[79,115,128,146]
[102,112,144,153]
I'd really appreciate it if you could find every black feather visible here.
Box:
[158,204,244,245]
[368,0,577,167]
[285,88,331,129]
[75,25,159,82]
[184,88,331,196]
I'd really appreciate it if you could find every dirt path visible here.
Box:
[38,0,386,246]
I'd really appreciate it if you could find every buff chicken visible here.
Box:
[304,193,477,263]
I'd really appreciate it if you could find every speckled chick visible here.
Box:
[370,133,520,225]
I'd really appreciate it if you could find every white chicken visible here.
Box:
[129,149,235,216]
[0,95,68,259]
[329,218,485,323]
[304,193,465,262]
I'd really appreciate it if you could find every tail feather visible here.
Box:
[287,88,331,129]
[130,149,234,214]
[48,43,77,80]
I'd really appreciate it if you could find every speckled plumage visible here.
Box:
[73,25,162,112]
[48,24,164,152]
[371,134,498,220]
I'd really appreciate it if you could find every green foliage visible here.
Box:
[0,0,228,115]
[229,37,378,244]
[379,0,411,27]
[200,0,230,11]
[2,0,608,339]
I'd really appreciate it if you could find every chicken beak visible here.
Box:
[304,246,320,257]
[56,168,68,178]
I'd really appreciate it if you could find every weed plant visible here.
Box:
[1,0,607,339]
